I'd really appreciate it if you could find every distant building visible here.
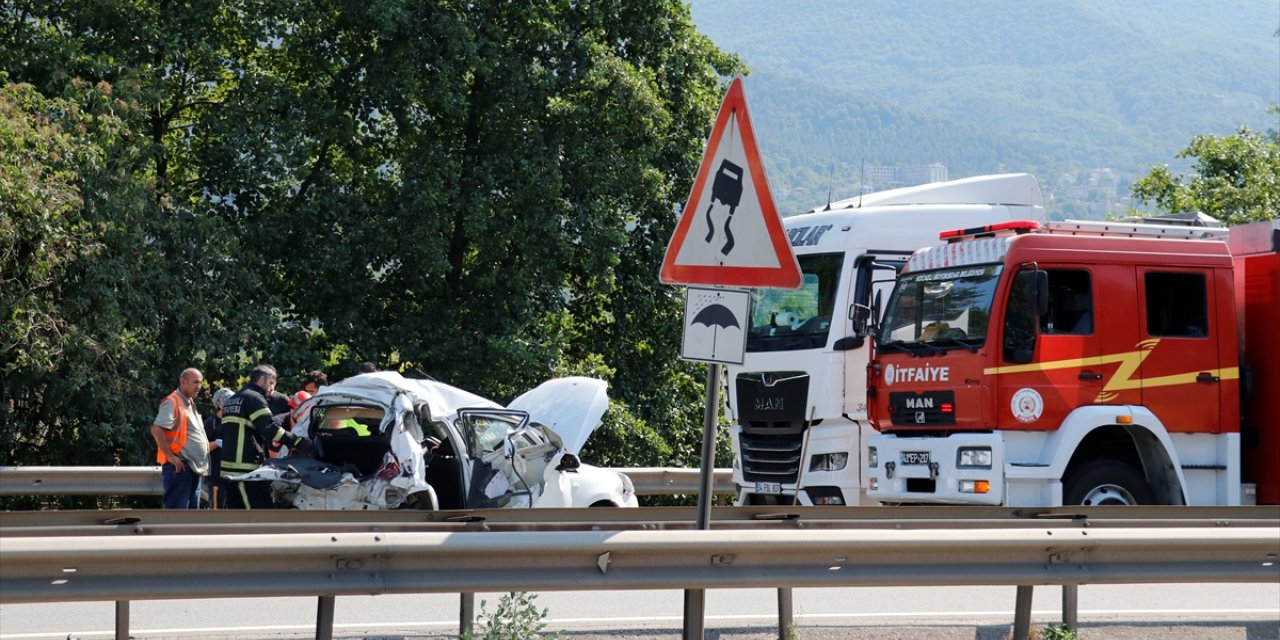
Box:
[1062,168,1118,201]
[864,163,948,191]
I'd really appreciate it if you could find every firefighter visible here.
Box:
[219,364,314,509]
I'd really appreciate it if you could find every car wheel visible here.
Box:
[401,490,439,510]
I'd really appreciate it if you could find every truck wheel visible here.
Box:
[1063,460,1154,506]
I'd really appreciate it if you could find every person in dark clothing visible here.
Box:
[300,370,328,395]
[220,364,313,509]
[202,388,234,509]
[265,388,293,459]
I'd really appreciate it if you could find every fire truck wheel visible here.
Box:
[1063,460,1154,506]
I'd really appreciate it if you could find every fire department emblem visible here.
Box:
[883,364,896,387]
[1011,388,1044,424]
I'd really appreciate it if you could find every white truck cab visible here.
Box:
[726,174,1047,506]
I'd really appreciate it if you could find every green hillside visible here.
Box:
[690,1,1279,215]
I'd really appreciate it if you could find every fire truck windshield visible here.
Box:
[746,253,842,352]
[876,264,1003,352]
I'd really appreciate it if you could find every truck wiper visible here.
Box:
[874,341,913,354]
[930,337,981,353]
[877,341,940,357]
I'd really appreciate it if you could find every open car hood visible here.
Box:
[507,376,608,455]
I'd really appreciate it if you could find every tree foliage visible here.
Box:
[1130,125,1280,224]
[1,1,744,483]
[0,79,163,471]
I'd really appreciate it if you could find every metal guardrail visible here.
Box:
[3,472,1278,640]
[1,508,1276,640]
[3,525,1276,604]
[0,465,736,497]
[4,504,1278,530]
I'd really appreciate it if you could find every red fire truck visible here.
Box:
[865,217,1279,506]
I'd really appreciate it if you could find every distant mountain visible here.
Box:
[689,1,1279,215]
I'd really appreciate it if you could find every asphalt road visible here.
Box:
[2,584,1277,639]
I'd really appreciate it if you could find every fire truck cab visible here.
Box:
[866,218,1279,507]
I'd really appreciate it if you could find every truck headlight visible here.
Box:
[957,447,992,468]
[809,452,849,472]
[868,447,878,468]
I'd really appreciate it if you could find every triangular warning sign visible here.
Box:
[659,77,800,289]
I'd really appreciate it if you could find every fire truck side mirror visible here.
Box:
[1028,270,1050,317]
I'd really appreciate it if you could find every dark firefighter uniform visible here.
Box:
[220,381,307,509]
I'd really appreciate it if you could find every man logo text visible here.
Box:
[905,397,934,409]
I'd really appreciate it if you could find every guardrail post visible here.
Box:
[114,600,129,640]
[683,589,706,639]
[1062,584,1078,631]
[776,587,793,640]
[460,592,475,638]
[1012,585,1033,640]
[316,595,335,640]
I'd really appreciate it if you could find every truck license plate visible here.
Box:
[754,481,782,495]
[901,451,931,465]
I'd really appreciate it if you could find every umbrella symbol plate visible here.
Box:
[682,287,750,365]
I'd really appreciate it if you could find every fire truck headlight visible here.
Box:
[868,447,878,468]
[809,452,849,472]
[957,447,992,468]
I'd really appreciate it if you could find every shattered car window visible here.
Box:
[465,412,524,455]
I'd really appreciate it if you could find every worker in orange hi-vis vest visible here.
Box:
[150,368,212,509]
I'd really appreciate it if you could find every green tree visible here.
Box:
[0,79,165,474]
[1130,125,1280,224]
[1,1,743,478]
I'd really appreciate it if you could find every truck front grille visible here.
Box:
[735,372,810,483]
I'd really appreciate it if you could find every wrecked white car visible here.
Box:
[230,372,638,510]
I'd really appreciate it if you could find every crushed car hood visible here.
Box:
[302,372,606,451]
[507,377,608,455]
[311,371,500,427]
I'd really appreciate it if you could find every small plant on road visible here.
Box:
[1040,624,1077,640]
[1004,625,1077,640]
[464,592,561,640]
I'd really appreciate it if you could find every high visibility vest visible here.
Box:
[332,418,371,437]
[154,390,189,464]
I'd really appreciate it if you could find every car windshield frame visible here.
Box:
[875,263,1004,353]
[745,252,844,352]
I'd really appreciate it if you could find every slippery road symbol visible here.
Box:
[704,159,744,256]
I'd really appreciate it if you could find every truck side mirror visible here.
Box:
[1028,270,1049,317]
[838,303,869,351]
[850,303,869,334]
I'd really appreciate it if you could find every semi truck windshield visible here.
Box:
[746,253,842,352]
[877,264,1003,351]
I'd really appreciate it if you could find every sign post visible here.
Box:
[659,76,800,640]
